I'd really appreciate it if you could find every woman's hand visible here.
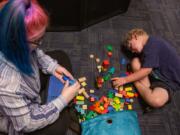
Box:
[111,77,127,88]
[54,66,74,83]
[61,80,80,104]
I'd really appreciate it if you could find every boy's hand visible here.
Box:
[54,66,74,83]
[111,77,127,88]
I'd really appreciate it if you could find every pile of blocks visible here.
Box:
[74,45,138,123]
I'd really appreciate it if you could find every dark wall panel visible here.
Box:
[39,0,81,31]
[38,0,131,31]
[84,0,131,27]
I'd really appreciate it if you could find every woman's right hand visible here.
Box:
[61,80,80,104]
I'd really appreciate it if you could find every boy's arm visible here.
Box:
[126,68,152,83]
[112,68,152,87]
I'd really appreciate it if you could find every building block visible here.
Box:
[82,90,89,99]
[107,92,114,98]
[96,58,100,63]
[125,87,133,91]
[89,54,94,59]
[126,92,135,98]
[118,86,123,91]
[90,97,95,102]
[82,105,87,110]
[106,45,113,52]
[78,77,87,82]
[76,96,85,101]
[76,101,84,105]
[120,58,127,65]
[90,89,95,93]
[81,82,87,87]
[102,60,110,69]
[78,87,86,94]
[115,93,123,98]
[128,104,133,110]
[107,51,112,57]
[62,75,75,85]
[108,67,115,74]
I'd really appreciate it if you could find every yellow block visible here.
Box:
[125,87,133,91]
[90,89,95,93]
[82,90,89,99]
[78,88,85,94]
[128,104,133,110]
[78,77,87,82]
[126,92,134,98]
[76,96,85,101]
[81,82,87,87]
[114,97,120,104]
[99,106,104,110]
[119,86,123,91]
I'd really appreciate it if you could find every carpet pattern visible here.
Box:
[41,0,180,135]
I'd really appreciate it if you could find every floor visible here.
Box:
[41,0,180,135]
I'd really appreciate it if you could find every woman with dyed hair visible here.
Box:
[0,0,80,135]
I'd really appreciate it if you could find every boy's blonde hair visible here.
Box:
[123,28,148,47]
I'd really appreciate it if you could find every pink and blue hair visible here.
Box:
[0,0,48,75]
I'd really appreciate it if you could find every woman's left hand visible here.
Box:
[54,66,74,83]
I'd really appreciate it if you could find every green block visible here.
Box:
[86,111,94,120]
[113,103,121,111]
[108,92,114,98]
[106,45,113,52]
[120,98,125,103]
[108,67,115,74]
[103,74,111,81]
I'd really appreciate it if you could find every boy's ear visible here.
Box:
[132,34,137,40]
[134,34,137,40]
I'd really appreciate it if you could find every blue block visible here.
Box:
[120,58,127,65]
[108,106,115,112]
[125,98,131,103]
[62,75,76,85]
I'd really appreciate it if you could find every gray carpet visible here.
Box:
[40,0,180,135]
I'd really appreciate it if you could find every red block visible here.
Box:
[107,51,112,57]
[102,60,110,68]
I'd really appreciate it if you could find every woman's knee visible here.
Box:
[131,57,141,72]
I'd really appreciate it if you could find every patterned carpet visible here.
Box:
[40,0,180,135]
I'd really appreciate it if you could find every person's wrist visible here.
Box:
[124,77,129,84]
[59,95,68,106]
[52,64,60,75]
[52,95,68,111]
[61,91,74,104]
[134,81,140,87]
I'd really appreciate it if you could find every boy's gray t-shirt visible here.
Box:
[141,36,180,90]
